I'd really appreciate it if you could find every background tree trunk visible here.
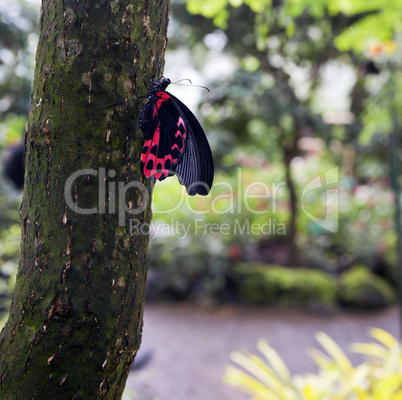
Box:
[283,133,299,266]
[0,0,170,398]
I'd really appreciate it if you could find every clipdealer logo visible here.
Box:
[302,167,338,233]
[63,166,339,235]
[128,218,286,238]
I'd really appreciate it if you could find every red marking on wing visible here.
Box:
[176,117,186,151]
[153,92,171,117]
[141,103,189,181]
[141,122,176,180]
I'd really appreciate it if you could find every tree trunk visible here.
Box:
[0,1,170,398]
[283,133,299,266]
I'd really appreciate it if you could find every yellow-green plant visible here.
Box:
[224,328,402,400]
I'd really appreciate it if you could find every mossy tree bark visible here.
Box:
[0,0,169,398]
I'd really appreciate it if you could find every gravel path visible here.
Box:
[126,304,399,400]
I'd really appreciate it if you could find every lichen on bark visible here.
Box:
[0,0,170,398]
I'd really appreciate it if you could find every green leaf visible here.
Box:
[315,332,354,373]
[369,327,400,349]
[186,0,230,28]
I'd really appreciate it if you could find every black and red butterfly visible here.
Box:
[139,77,214,196]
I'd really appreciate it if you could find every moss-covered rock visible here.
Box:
[233,263,337,308]
[339,265,395,308]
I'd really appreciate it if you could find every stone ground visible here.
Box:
[125,303,400,400]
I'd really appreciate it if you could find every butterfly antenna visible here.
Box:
[171,79,210,92]
[102,99,130,109]
[153,56,160,79]
[173,78,192,85]
[117,61,136,75]
[137,74,148,90]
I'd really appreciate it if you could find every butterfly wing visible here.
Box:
[139,92,187,181]
[166,92,214,196]
[139,86,214,196]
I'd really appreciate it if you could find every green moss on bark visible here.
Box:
[0,0,170,398]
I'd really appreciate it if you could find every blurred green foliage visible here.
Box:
[0,1,38,119]
[186,0,402,53]
[225,328,402,399]
[233,263,338,308]
[0,181,20,321]
[159,0,401,304]
[339,265,395,308]
[152,154,395,270]
[231,262,396,309]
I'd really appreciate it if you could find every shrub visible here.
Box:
[225,328,402,399]
[234,263,338,309]
[339,265,395,308]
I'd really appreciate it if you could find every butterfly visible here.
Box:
[139,77,214,196]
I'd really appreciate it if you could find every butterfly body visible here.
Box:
[139,77,214,196]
